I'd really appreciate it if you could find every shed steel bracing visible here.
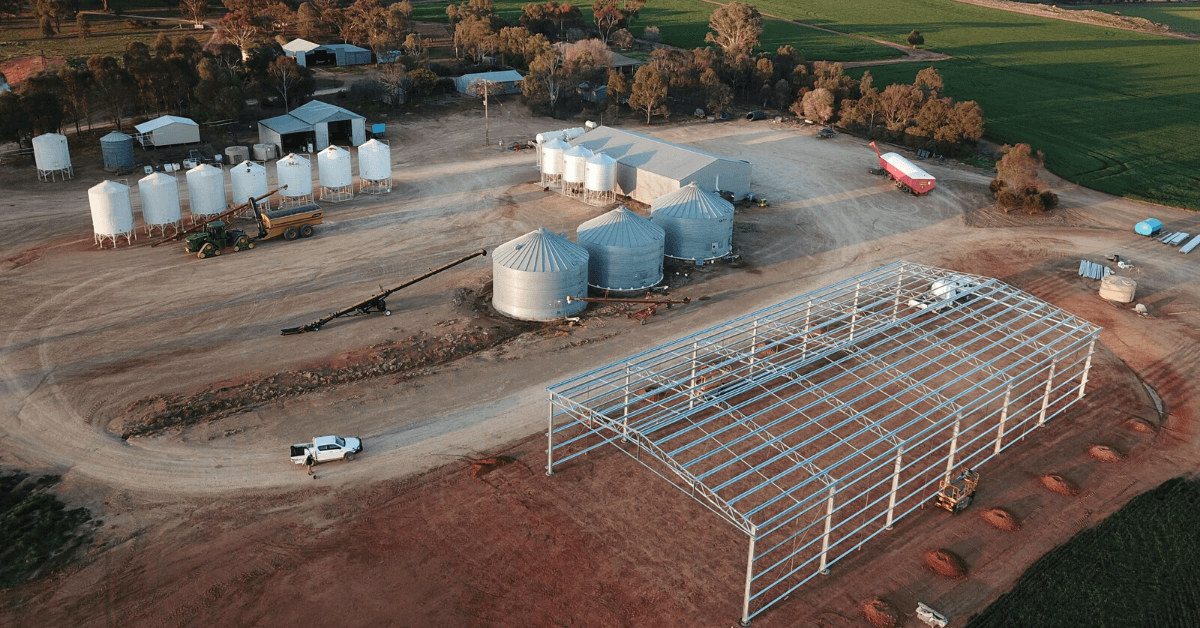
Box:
[546,261,1099,624]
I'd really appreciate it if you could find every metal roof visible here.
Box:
[577,206,664,248]
[134,115,199,133]
[881,152,934,181]
[650,182,734,219]
[260,100,365,134]
[572,126,748,182]
[101,131,131,142]
[283,38,321,53]
[458,70,525,84]
[494,227,589,273]
[546,261,1100,623]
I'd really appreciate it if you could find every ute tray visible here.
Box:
[264,203,321,221]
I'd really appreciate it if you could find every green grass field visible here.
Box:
[1065,3,1200,34]
[967,477,1200,628]
[0,15,187,64]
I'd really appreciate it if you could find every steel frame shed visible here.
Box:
[546,261,1099,624]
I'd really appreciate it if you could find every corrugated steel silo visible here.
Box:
[492,227,589,321]
[577,206,665,291]
[650,182,735,262]
[100,131,135,171]
[88,180,136,247]
[186,163,227,218]
[137,171,182,235]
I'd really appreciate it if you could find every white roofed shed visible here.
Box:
[133,115,200,148]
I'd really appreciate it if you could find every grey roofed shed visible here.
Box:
[650,182,735,262]
[577,206,665,291]
[258,100,367,152]
[283,38,372,66]
[492,227,589,321]
[571,126,752,203]
[454,70,525,94]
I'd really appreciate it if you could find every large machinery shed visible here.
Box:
[546,262,1099,624]
[258,100,367,153]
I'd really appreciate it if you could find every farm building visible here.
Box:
[133,115,200,148]
[258,100,367,153]
[282,39,372,67]
[454,70,525,95]
[553,41,643,75]
[571,126,752,203]
[546,261,1100,624]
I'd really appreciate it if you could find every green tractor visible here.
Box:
[183,221,255,259]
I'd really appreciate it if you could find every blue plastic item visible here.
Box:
[371,123,386,134]
[1135,218,1163,236]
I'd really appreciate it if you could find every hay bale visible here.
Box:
[861,598,900,628]
[981,507,1021,531]
[923,548,968,578]
[1088,444,1124,462]
[1041,474,1080,496]
[1125,417,1157,434]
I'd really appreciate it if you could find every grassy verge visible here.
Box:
[967,477,1200,628]
[1065,3,1200,35]
[0,473,94,590]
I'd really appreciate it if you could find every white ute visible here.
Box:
[290,435,363,466]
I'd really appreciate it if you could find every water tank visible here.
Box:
[540,138,568,176]
[1099,275,1137,303]
[318,145,353,189]
[577,206,665,291]
[137,172,182,227]
[561,146,592,184]
[100,131,135,170]
[358,139,391,181]
[276,153,313,199]
[88,180,135,239]
[585,153,617,192]
[186,163,227,218]
[230,161,268,206]
[33,133,70,172]
[650,182,735,262]
[1135,219,1162,236]
[253,143,278,161]
[224,145,250,165]
[492,227,589,321]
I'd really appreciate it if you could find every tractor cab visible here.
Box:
[935,468,979,514]
[184,220,253,258]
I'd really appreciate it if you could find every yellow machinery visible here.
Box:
[935,468,979,514]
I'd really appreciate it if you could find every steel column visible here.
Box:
[849,283,861,343]
[945,411,961,480]
[689,342,699,410]
[623,364,630,439]
[802,301,812,358]
[1077,338,1096,400]
[885,448,903,530]
[739,528,758,626]
[749,319,759,375]
[994,384,1012,455]
[818,483,836,574]
[1037,358,1058,426]
[546,400,555,476]
[892,267,904,320]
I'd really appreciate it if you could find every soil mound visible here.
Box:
[923,549,968,578]
[862,598,900,628]
[981,507,1021,531]
[468,456,516,479]
[1125,418,1157,434]
[1088,445,1124,462]
[1041,474,1079,496]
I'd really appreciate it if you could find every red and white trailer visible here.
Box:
[871,142,936,195]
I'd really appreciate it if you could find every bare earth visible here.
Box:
[1,107,1197,627]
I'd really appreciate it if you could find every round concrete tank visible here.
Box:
[492,227,589,321]
[277,153,313,201]
[318,145,353,189]
[88,180,135,246]
[650,182,735,262]
[577,206,665,291]
[357,139,391,181]
[33,133,70,174]
[137,172,182,231]
[101,132,136,171]
[253,143,278,161]
[230,161,268,206]
[561,146,592,184]
[224,145,250,165]
[186,163,227,218]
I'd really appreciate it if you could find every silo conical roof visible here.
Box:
[101,131,131,141]
[578,206,664,248]
[650,181,734,219]
[494,227,589,272]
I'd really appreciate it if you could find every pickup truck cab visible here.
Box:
[290,435,363,465]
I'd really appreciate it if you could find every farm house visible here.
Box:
[546,262,1099,624]
[571,126,753,203]
[258,100,367,153]
[454,70,525,95]
[133,115,200,148]
[282,39,372,67]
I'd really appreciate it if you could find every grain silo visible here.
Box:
[583,153,617,206]
[317,145,353,202]
[101,131,135,171]
[276,153,313,207]
[539,138,568,188]
[577,206,665,292]
[492,227,589,321]
[186,163,227,221]
[357,138,391,194]
[88,180,136,248]
[650,182,735,262]
[137,172,183,236]
[230,161,270,211]
[33,133,72,181]
[560,145,592,198]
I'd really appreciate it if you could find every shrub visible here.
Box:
[347,79,384,102]
[643,26,660,43]
[1040,190,1059,209]
[989,177,1004,195]
[996,187,1020,212]
[1022,191,1045,213]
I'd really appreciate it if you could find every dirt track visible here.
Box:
[2,107,1198,626]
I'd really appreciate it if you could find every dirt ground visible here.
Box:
[1,104,1198,627]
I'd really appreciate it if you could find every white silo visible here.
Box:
[186,163,227,221]
[317,145,354,202]
[88,180,136,248]
[584,153,617,206]
[492,228,589,321]
[539,138,568,188]
[560,146,592,198]
[577,206,665,292]
[137,172,182,236]
[231,161,270,212]
[33,133,72,181]
[357,139,392,194]
[276,153,313,207]
[650,182,735,263]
